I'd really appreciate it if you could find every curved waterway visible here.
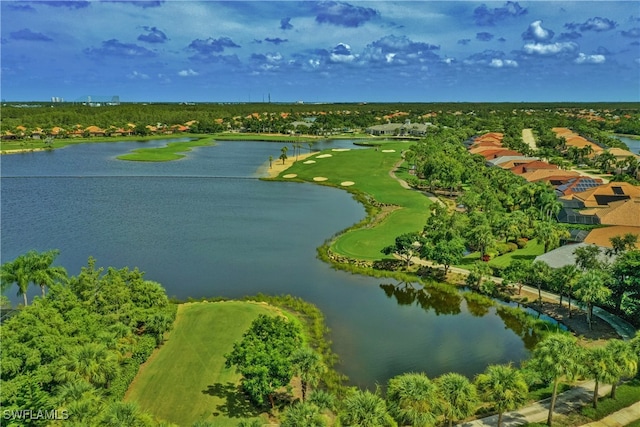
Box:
[1,139,533,389]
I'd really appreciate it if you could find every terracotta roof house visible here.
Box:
[521,169,580,183]
[469,141,503,150]
[469,147,504,156]
[511,161,558,175]
[475,132,503,143]
[590,198,640,227]
[608,147,639,160]
[85,126,106,136]
[561,182,640,208]
[555,177,604,196]
[584,226,640,248]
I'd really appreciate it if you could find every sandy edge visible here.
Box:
[260,151,316,178]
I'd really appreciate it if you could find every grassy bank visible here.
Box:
[116,137,216,161]
[125,301,279,426]
[0,133,208,153]
[272,142,432,260]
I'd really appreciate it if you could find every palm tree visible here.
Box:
[291,348,326,401]
[101,401,153,427]
[531,334,583,426]
[436,372,478,427]
[58,343,119,388]
[281,401,326,427]
[30,249,67,298]
[575,270,612,330]
[583,346,616,409]
[550,264,579,309]
[606,339,638,399]
[386,372,440,427]
[339,390,395,427]
[475,364,528,427]
[525,260,552,308]
[1,253,32,306]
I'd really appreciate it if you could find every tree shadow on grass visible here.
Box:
[202,382,262,419]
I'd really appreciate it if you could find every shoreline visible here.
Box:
[258,151,316,178]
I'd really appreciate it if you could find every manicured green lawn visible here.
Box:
[277,143,433,260]
[125,301,279,426]
[116,138,216,161]
[459,240,545,268]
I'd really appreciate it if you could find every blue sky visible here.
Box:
[2,1,639,102]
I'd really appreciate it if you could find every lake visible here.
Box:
[615,135,640,155]
[1,139,534,389]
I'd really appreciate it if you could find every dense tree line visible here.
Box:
[1,252,176,426]
[2,103,639,139]
[230,325,639,427]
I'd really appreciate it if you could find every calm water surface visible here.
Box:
[1,139,533,388]
[615,135,640,154]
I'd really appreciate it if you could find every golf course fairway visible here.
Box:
[277,142,433,260]
[125,301,281,426]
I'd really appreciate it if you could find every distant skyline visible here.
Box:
[1,1,639,103]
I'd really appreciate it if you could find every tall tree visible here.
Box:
[435,372,478,427]
[583,346,616,409]
[1,253,32,306]
[531,334,583,426]
[225,315,301,408]
[475,364,528,427]
[575,270,612,330]
[291,347,325,402]
[605,339,638,400]
[382,233,422,267]
[386,373,440,427]
[609,250,640,313]
[30,249,67,298]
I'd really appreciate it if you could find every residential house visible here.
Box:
[561,182,640,208]
[584,226,640,249]
[510,160,558,175]
[555,177,604,196]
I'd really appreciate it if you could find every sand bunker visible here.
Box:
[283,174,297,178]
[303,160,316,164]
[316,154,333,158]
[381,149,396,153]
[313,177,328,182]
[340,181,355,186]
[332,148,351,152]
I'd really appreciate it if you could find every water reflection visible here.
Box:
[380,281,462,315]
[380,282,562,352]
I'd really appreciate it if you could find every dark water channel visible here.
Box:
[1,139,534,388]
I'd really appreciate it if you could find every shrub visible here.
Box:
[516,238,528,249]
[132,335,157,365]
[507,242,518,252]
[108,358,141,400]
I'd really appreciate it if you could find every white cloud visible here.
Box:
[178,68,199,77]
[489,58,518,68]
[330,43,356,63]
[574,53,606,64]
[127,70,149,79]
[523,20,554,42]
[523,41,578,55]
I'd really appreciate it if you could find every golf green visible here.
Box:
[279,142,433,260]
